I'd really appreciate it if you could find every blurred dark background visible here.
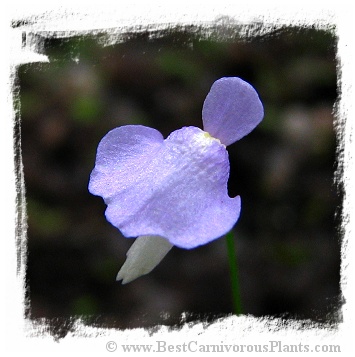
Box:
[18,26,341,337]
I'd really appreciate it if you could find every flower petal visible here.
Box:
[116,235,173,284]
[202,77,264,146]
[91,126,241,249]
[88,125,164,202]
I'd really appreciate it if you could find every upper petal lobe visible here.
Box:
[202,77,264,146]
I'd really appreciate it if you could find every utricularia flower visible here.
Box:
[89,77,264,283]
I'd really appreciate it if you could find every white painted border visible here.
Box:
[2,1,353,355]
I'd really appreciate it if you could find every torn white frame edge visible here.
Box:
[2,2,354,354]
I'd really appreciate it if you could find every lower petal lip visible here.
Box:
[90,125,241,249]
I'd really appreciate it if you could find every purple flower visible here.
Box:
[89,77,264,283]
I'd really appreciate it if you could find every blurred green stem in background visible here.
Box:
[226,230,243,315]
